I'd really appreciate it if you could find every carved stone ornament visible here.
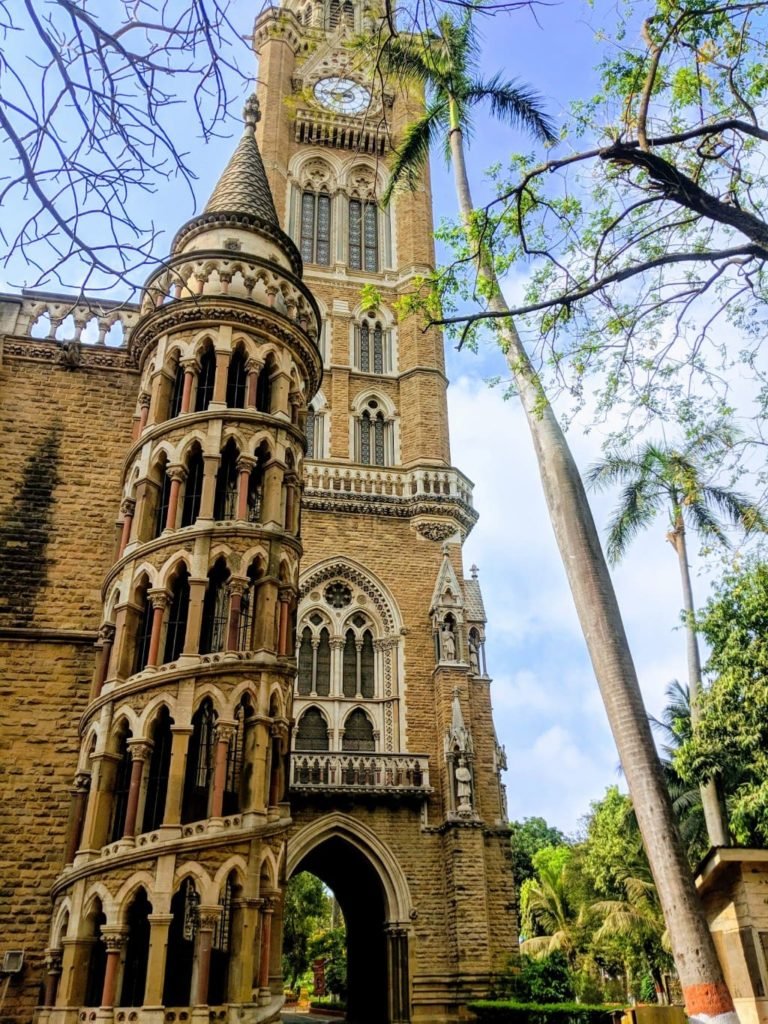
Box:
[223,237,243,252]
[414,521,456,543]
[58,339,82,369]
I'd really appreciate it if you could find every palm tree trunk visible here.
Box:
[673,521,729,846]
[446,116,737,1024]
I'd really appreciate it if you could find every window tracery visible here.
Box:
[355,399,393,466]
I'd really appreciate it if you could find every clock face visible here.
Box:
[314,77,371,115]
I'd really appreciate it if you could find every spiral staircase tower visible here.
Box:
[40,96,321,1024]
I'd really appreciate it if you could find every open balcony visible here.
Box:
[289,752,431,798]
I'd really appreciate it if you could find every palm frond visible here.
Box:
[382,99,449,206]
[585,451,644,491]
[683,499,728,546]
[465,74,557,143]
[700,485,768,534]
[604,478,659,564]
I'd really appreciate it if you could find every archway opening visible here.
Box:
[290,837,388,1024]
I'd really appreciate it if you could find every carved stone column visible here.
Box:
[179,357,199,414]
[199,454,220,519]
[146,589,169,668]
[183,577,207,656]
[144,913,174,1005]
[90,623,116,700]
[210,721,237,818]
[134,391,151,438]
[258,897,275,998]
[122,740,153,839]
[165,464,187,531]
[227,577,249,651]
[213,350,231,405]
[163,725,193,826]
[43,948,63,1007]
[236,455,257,521]
[261,462,284,527]
[195,908,222,1005]
[100,930,127,1007]
[246,358,263,409]
[64,770,91,863]
[117,498,136,560]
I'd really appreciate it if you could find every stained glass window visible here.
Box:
[361,630,375,698]
[296,707,329,751]
[343,630,357,698]
[300,191,331,266]
[360,411,371,464]
[360,321,370,371]
[373,324,383,373]
[306,406,315,457]
[316,627,331,696]
[342,708,375,752]
[298,627,313,695]
[364,203,378,272]
[374,413,385,466]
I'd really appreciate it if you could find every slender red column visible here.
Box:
[64,771,91,863]
[227,582,246,651]
[195,911,220,1005]
[117,498,135,558]
[146,591,168,668]
[122,742,151,838]
[89,623,116,700]
[210,722,235,818]
[165,466,186,530]
[246,358,262,408]
[100,934,125,1007]
[236,455,256,521]
[138,392,151,432]
[180,363,196,413]
[43,950,63,1006]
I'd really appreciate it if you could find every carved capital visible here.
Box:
[197,906,222,931]
[138,391,151,409]
[73,771,92,792]
[237,454,257,474]
[227,576,250,599]
[44,949,63,973]
[167,463,187,484]
[98,622,116,645]
[247,357,264,375]
[120,497,136,518]
[102,930,127,952]
[148,588,170,611]
[215,720,238,745]
[180,355,200,373]
[128,739,153,762]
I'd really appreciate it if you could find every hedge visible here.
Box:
[469,999,623,1024]
[309,998,347,1011]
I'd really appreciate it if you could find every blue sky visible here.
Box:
[1,0,728,834]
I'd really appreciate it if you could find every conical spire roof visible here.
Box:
[172,94,303,275]
[203,94,279,224]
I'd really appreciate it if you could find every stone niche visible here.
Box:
[696,849,768,1024]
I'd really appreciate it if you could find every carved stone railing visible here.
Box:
[303,462,474,506]
[290,752,431,795]
[294,107,388,155]
[139,252,320,341]
[0,288,139,346]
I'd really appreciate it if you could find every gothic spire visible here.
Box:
[202,95,279,225]
[171,94,303,275]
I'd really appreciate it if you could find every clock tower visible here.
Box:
[253,3,519,1023]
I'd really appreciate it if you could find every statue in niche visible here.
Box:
[455,756,473,813]
[468,637,480,675]
[440,622,456,661]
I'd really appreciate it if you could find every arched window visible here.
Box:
[361,629,375,698]
[195,346,216,412]
[342,708,375,751]
[226,346,247,408]
[163,879,197,1006]
[83,902,107,1007]
[133,581,153,674]
[238,559,264,651]
[224,696,251,814]
[300,191,331,265]
[297,626,313,696]
[256,358,274,414]
[327,0,353,28]
[163,566,190,663]
[110,723,132,842]
[316,626,331,696]
[247,441,269,523]
[182,698,216,823]
[210,873,237,1004]
[295,707,329,751]
[169,358,185,419]
[120,888,152,1007]
[349,200,378,272]
[342,626,375,698]
[342,629,356,698]
[142,706,173,833]
[200,558,230,654]
[356,399,393,466]
[154,459,172,538]
[306,404,317,457]
[214,439,239,520]
[355,320,390,373]
[181,445,204,527]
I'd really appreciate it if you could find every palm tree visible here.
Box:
[521,849,583,968]
[588,433,766,847]
[377,16,738,1021]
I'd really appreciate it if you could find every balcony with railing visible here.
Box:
[290,752,431,798]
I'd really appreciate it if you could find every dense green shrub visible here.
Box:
[492,952,575,1002]
[310,997,347,1011]
[469,999,621,1024]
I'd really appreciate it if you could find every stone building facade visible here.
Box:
[0,2,517,1023]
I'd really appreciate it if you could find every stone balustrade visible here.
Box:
[290,752,431,794]
[0,289,139,345]
[303,461,474,506]
[139,252,320,341]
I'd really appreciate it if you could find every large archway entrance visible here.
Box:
[287,816,411,1024]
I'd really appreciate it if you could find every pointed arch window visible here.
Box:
[200,559,230,654]
[295,707,329,751]
[342,708,375,751]
[226,347,247,408]
[297,626,313,696]
[256,362,273,414]
[169,361,185,419]
[214,440,239,520]
[224,698,250,814]
[182,698,216,823]
[342,630,357,698]
[163,880,197,1006]
[301,191,331,265]
[356,320,391,373]
[195,347,216,412]
[154,464,172,538]
[133,585,153,674]
[142,706,173,833]
[349,200,378,272]
[83,905,107,1007]
[181,446,204,527]
[210,873,237,1004]
[120,889,151,1007]
[163,567,190,663]
[316,626,331,696]
[357,401,391,466]
[361,629,375,698]
[110,726,132,842]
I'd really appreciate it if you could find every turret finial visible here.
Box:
[243,94,261,129]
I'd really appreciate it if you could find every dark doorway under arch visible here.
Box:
[292,836,391,1024]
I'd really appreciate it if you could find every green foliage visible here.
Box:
[494,952,575,1003]
[468,999,620,1024]
[676,558,768,843]
[309,926,347,999]
[509,818,569,884]
[359,283,382,313]
[281,873,331,990]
